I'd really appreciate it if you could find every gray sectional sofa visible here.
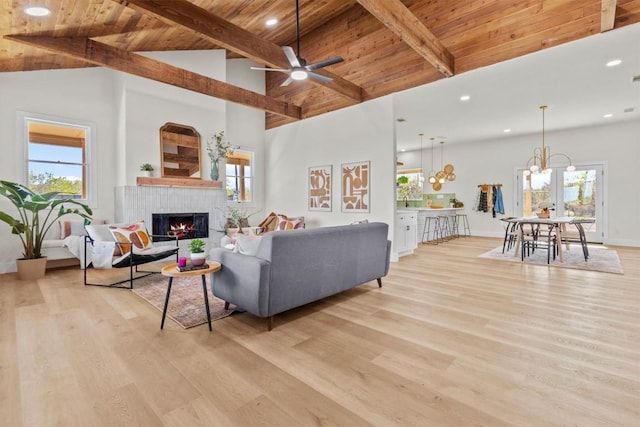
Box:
[209,222,392,330]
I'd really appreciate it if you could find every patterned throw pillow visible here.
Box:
[277,215,304,230]
[257,212,279,234]
[108,221,153,255]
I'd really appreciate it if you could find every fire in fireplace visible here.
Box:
[152,212,209,242]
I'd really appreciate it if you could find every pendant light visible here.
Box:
[419,133,425,182]
[523,105,575,176]
[427,137,437,184]
[437,141,446,184]
[434,140,456,184]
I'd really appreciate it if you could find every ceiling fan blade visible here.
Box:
[306,56,344,71]
[281,76,294,86]
[282,46,301,68]
[307,72,333,84]
[250,66,290,72]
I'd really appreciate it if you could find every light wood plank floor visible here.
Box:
[1,237,638,426]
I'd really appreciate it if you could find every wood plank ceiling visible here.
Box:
[1,0,639,130]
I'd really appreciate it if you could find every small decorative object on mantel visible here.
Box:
[206,131,238,181]
[140,163,154,177]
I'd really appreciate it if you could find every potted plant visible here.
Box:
[140,163,154,177]
[450,198,464,208]
[188,238,206,266]
[0,180,93,280]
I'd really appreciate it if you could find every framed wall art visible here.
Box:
[341,160,370,212]
[308,165,332,211]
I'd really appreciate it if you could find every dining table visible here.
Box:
[510,216,595,262]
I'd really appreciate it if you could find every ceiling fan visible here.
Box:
[251,0,344,86]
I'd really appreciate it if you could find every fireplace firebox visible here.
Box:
[152,212,209,242]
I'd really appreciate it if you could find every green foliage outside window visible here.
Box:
[29,171,82,198]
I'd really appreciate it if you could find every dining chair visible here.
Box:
[500,217,519,253]
[521,222,557,264]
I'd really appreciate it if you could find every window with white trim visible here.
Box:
[18,112,96,205]
[225,149,253,203]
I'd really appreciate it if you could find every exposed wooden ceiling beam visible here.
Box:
[4,35,301,120]
[355,0,454,77]
[601,0,617,32]
[119,0,363,103]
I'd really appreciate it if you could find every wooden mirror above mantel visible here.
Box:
[160,122,201,179]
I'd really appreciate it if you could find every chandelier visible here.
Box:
[524,105,575,176]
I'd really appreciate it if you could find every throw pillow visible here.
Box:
[277,214,304,230]
[257,212,279,234]
[108,221,153,255]
[234,233,262,256]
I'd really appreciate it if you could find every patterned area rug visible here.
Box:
[131,274,237,329]
[479,244,624,274]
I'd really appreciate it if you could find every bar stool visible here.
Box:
[421,216,440,244]
[456,213,471,237]
[437,215,452,241]
[447,214,459,238]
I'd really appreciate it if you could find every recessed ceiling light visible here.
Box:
[460,95,471,101]
[24,6,50,16]
[503,129,511,133]
[400,148,407,152]
[603,113,613,118]
[606,59,622,67]
[265,18,278,27]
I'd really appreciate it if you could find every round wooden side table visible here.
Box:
[160,261,222,331]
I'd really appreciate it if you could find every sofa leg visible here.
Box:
[224,301,230,310]
[377,278,382,288]
[267,316,274,331]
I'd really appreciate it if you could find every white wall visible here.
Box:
[397,119,640,246]
[225,58,267,222]
[265,96,396,235]
[0,68,117,271]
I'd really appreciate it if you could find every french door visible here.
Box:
[516,163,604,243]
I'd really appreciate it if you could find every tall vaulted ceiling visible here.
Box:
[1,1,639,130]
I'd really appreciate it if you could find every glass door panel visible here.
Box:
[517,164,603,243]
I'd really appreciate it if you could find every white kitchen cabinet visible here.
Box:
[395,210,418,257]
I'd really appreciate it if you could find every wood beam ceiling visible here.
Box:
[3,35,302,120]
[120,0,364,104]
[601,0,618,31]
[355,0,454,77]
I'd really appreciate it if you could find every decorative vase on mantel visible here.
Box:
[210,161,219,181]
